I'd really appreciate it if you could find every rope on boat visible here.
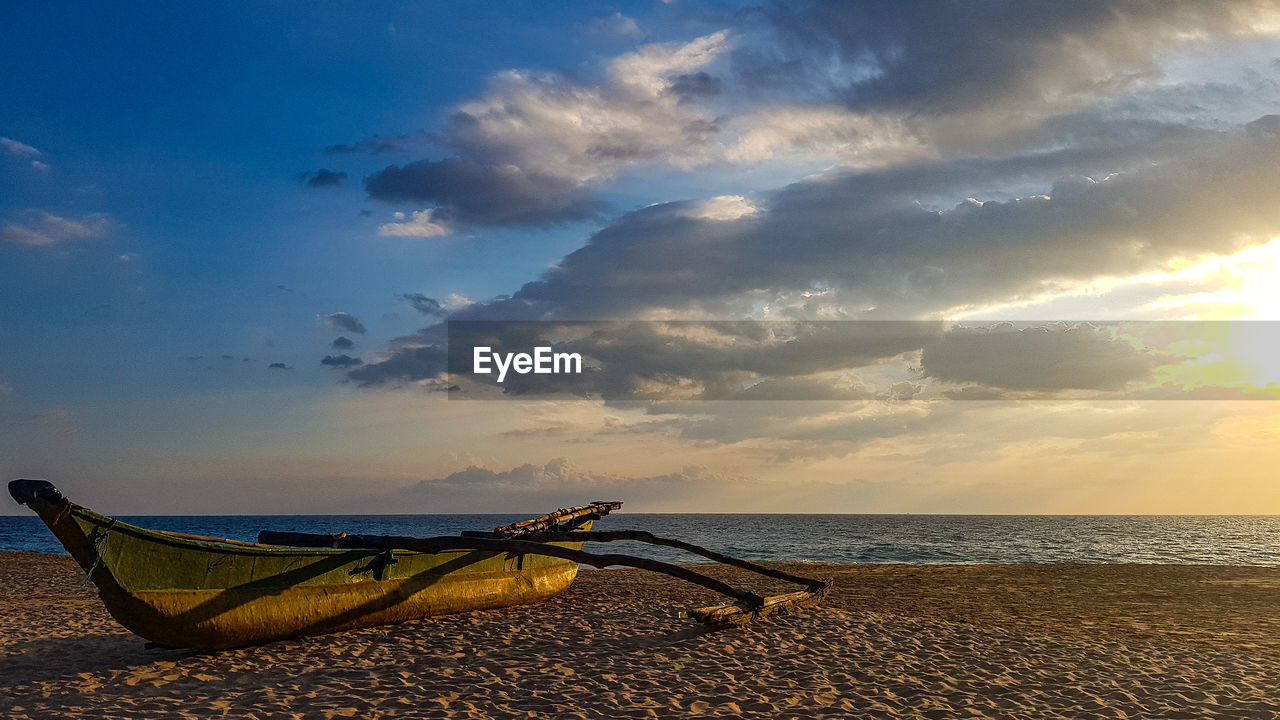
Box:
[80,519,116,586]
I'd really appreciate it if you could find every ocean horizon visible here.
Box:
[5,513,1278,566]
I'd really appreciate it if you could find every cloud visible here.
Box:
[734,0,1279,116]
[442,293,474,311]
[440,30,730,179]
[669,71,721,101]
[321,354,362,368]
[722,106,930,166]
[361,31,733,227]
[419,457,612,490]
[517,321,939,400]
[429,319,1201,402]
[324,134,416,156]
[366,160,602,228]
[352,319,934,402]
[331,336,356,350]
[1,137,40,158]
[389,457,734,511]
[497,118,1280,320]
[340,4,1280,461]
[350,1,1279,235]
[346,345,446,387]
[352,113,1280,403]
[921,323,1164,391]
[1247,113,1280,137]
[325,312,367,334]
[1,212,110,247]
[584,12,643,42]
[377,209,450,238]
[680,195,758,221]
[397,293,446,316]
[299,169,347,188]
[268,362,291,370]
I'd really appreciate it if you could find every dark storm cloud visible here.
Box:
[397,293,445,317]
[321,354,362,368]
[364,158,605,227]
[299,169,347,188]
[331,336,356,350]
[735,0,1277,113]
[346,345,446,387]
[325,312,367,334]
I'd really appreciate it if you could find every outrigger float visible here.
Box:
[8,479,828,650]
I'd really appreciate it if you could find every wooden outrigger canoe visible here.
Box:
[9,479,828,650]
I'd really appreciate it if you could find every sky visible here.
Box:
[4,0,1280,515]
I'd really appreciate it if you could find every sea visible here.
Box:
[2,514,1279,566]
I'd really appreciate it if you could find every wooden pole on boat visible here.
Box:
[527,529,830,626]
[256,530,764,607]
[488,501,623,538]
[257,500,830,627]
[523,530,827,591]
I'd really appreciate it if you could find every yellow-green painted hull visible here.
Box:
[30,501,589,649]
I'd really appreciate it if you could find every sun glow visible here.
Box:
[951,239,1280,392]
[1141,239,1280,388]
[948,237,1280,322]
[1169,239,1280,387]
[1228,321,1280,388]
[1143,238,1280,321]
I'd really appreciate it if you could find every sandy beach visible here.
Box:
[2,552,1278,719]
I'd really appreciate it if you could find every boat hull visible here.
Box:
[26,496,589,649]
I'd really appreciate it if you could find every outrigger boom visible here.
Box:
[259,523,830,626]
